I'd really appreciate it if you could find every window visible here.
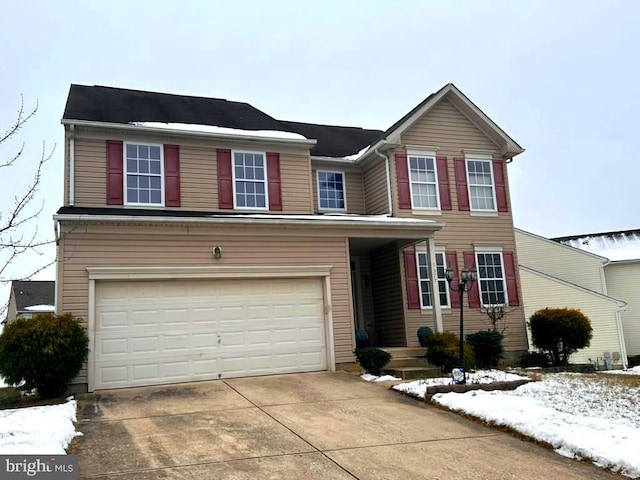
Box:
[417,251,450,308]
[125,143,163,205]
[233,151,267,209]
[408,153,439,209]
[466,157,496,211]
[476,252,507,305]
[317,171,346,210]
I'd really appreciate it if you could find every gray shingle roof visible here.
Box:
[11,281,55,311]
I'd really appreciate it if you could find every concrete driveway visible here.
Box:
[76,372,618,479]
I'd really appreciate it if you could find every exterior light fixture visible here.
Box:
[445,265,477,384]
[213,246,222,259]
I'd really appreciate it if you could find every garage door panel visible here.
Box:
[94,277,327,389]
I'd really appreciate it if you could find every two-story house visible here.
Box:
[56,83,527,392]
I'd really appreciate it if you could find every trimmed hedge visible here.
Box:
[0,313,89,399]
[424,331,475,372]
[466,331,504,368]
[529,308,592,366]
[354,347,391,376]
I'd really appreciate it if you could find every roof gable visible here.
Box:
[10,280,55,311]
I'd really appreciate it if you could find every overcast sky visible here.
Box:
[1,0,639,305]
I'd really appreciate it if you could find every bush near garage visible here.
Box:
[0,313,89,399]
[466,330,504,368]
[353,347,392,376]
[528,308,593,367]
[520,351,552,368]
[424,331,475,372]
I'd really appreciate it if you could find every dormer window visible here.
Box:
[125,143,164,206]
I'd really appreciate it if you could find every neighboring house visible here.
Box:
[56,83,528,392]
[555,229,640,358]
[515,229,627,368]
[4,281,55,324]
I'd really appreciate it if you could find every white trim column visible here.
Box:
[427,236,443,332]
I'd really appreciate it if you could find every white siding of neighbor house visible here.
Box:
[515,229,607,294]
[605,261,640,356]
[519,267,625,367]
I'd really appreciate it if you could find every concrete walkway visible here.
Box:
[76,372,618,479]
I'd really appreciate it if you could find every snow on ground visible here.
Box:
[130,122,307,140]
[392,370,529,398]
[0,400,81,454]
[432,374,640,478]
[602,365,640,375]
[361,373,401,382]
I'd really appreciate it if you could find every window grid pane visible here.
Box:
[467,160,495,211]
[318,171,345,209]
[409,156,439,209]
[417,252,449,307]
[476,253,506,305]
[125,144,162,205]
[234,152,267,208]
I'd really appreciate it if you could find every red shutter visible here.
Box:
[106,140,123,205]
[266,152,282,211]
[493,159,508,212]
[454,157,470,211]
[217,149,233,209]
[445,251,460,308]
[404,248,420,309]
[163,144,180,207]
[436,156,451,210]
[395,153,411,209]
[503,251,520,306]
[464,251,481,308]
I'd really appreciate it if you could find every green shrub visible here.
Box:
[353,347,392,376]
[528,308,593,366]
[0,313,89,399]
[466,330,504,368]
[628,355,640,368]
[0,387,22,409]
[416,326,433,347]
[520,351,551,368]
[424,331,475,372]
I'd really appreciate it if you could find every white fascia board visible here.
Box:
[311,156,358,164]
[61,119,317,148]
[53,213,444,232]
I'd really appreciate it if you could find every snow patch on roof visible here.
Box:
[561,232,640,261]
[130,122,307,140]
[23,305,55,312]
[344,145,370,161]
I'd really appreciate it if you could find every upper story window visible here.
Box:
[408,152,440,209]
[466,155,496,212]
[476,251,507,306]
[125,143,163,205]
[417,250,450,308]
[317,171,346,210]
[233,151,267,209]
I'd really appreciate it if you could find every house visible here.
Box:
[4,280,55,324]
[554,229,640,359]
[55,83,528,392]
[515,229,627,368]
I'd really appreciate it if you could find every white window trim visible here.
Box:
[316,170,347,212]
[415,247,450,309]
[465,153,497,213]
[474,250,509,307]
[407,151,441,211]
[232,149,269,211]
[124,141,165,207]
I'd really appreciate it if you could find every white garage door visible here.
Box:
[94,277,327,390]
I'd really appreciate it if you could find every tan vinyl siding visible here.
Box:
[370,242,405,346]
[72,134,313,213]
[516,230,607,294]
[60,223,353,384]
[311,163,365,214]
[605,262,640,356]
[363,158,388,215]
[520,267,625,366]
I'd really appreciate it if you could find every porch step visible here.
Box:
[384,366,443,380]
[387,356,431,369]
[380,347,427,358]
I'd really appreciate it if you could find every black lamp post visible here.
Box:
[445,266,477,384]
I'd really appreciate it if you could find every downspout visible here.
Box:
[53,219,60,315]
[372,143,393,216]
[615,305,628,369]
[69,124,75,206]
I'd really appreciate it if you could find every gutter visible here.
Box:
[53,213,443,231]
[61,119,318,148]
